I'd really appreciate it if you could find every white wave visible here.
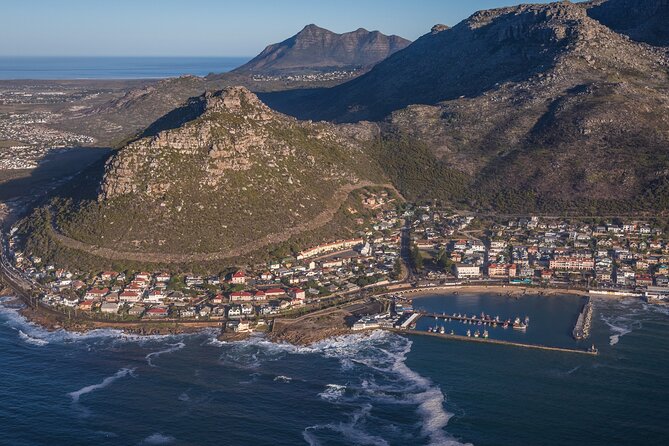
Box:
[68,367,135,404]
[274,375,292,383]
[18,329,49,346]
[303,404,389,446]
[146,342,186,367]
[600,314,640,346]
[142,433,176,445]
[318,384,347,402]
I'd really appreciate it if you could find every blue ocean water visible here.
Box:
[0,57,250,80]
[0,294,667,446]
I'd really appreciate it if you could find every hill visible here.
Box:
[587,0,669,47]
[19,87,392,270]
[234,24,410,74]
[261,1,669,213]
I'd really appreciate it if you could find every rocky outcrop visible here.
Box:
[235,24,411,74]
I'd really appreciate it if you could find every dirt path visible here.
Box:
[51,182,401,264]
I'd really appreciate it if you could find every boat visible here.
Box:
[440,326,445,334]
[427,327,433,333]
[466,329,471,337]
[512,317,527,331]
[483,330,489,339]
[450,330,455,335]
[474,330,480,338]
[589,344,598,354]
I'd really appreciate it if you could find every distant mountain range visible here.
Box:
[234,24,411,75]
[20,0,669,269]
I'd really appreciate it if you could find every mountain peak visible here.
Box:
[234,25,411,75]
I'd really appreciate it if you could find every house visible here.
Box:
[100,302,120,314]
[155,272,171,282]
[85,288,109,299]
[236,320,251,333]
[254,290,267,301]
[212,293,225,304]
[231,270,247,285]
[119,290,142,303]
[145,290,166,304]
[230,291,254,302]
[487,264,517,278]
[241,304,255,316]
[265,288,286,298]
[260,271,273,281]
[100,271,118,281]
[289,288,306,300]
[227,306,242,318]
[78,300,95,311]
[128,304,145,317]
[145,307,168,318]
[136,272,152,282]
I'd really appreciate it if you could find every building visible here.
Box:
[231,271,247,285]
[487,264,517,278]
[549,257,595,271]
[453,264,481,279]
[296,238,364,260]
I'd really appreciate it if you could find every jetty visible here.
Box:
[572,297,593,340]
[393,329,598,355]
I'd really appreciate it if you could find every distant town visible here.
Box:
[3,204,668,336]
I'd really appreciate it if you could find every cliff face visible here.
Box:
[59,87,385,256]
[235,24,411,74]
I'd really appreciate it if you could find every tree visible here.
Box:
[411,245,424,271]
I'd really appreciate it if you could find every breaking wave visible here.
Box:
[68,367,136,404]
[18,329,49,346]
[274,375,292,383]
[218,330,468,445]
[146,342,186,367]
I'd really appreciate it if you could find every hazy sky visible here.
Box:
[1,0,570,57]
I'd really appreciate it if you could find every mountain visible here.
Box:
[23,87,391,269]
[234,24,411,75]
[53,26,409,147]
[587,0,669,47]
[262,1,669,212]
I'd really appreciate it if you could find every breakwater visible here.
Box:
[573,297,593,340]
[392,328,598,355]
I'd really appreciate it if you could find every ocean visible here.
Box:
[0,57,250,80]
[0,293,667,446]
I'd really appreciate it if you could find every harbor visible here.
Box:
[389,290,599,355]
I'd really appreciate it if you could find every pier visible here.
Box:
[392,329,598,355]
[418,311,512,327]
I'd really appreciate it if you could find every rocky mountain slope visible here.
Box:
[39,87,387,264]
[234,24,410,74]
[263,1,669,212]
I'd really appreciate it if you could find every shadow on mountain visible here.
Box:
[138,95,208,139]
[0,147,112,204]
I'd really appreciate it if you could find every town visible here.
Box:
[3,205,669,336]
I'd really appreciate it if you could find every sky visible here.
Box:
[1,0,571,57]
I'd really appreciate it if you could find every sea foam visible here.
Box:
[68,367,136,404]
[146,342,186,367]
